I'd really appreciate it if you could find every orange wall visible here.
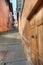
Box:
[19,0,43,65]
[0,0,12,32]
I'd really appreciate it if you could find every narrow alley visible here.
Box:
[0,30,33,65]
[0,0,43,65]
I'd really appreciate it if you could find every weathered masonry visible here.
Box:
[18,0,43,65]
[0,0,13,32]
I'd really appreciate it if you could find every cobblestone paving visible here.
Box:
[0,30,33,65]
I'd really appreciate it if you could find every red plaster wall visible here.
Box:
[0,0,10,32]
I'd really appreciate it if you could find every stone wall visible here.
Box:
[19,0,43,65]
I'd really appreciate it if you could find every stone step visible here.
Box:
[1,61,28,65]
[0,39,21,45]
[3,51,26,62]
[0,45,26,63]
[1,58,33,65]
[0,44,23,51]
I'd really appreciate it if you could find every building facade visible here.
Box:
[16,0,22,12]
[0,0,13,32]
[19,0,43,65]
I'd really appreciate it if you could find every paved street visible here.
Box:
[0,30,33,65]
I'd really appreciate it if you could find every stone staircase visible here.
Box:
[0,30,33,65]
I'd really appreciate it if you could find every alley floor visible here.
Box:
[0,29,33,65]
